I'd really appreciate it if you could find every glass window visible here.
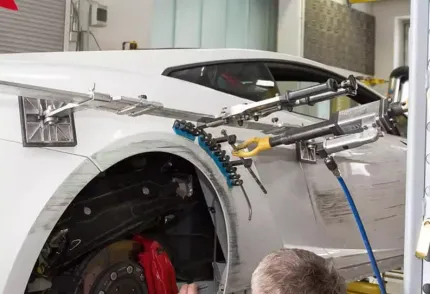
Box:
[275,80,359,120]
[169,62,279,101]
[267,64,360,120]
[168,61,380,122]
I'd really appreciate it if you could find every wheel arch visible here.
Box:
[6,132,237,294]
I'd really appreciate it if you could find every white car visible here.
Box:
[0,49,406,294]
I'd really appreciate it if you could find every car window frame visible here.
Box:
[162,59,383,105]
[166,61,280,101]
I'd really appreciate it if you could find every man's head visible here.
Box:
[251,248,346,294]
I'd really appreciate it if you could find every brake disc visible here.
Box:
[81,240,148,294]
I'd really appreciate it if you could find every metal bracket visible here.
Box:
[1,79,215,147]
[323,126,382,154]
[296,141,317,164]
[43,92,165,118]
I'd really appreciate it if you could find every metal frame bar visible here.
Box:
[393,15,411,69]
[404,0,429,293]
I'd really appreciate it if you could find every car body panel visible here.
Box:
[0,49,405,293]
[253,134,405,278]
[0,140,98,294]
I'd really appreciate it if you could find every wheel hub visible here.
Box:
[81,240,148,294]
[90,261,147,294]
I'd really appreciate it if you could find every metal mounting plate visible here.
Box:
[18,96,77,147]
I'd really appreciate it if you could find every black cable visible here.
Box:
[71,0,102,51]
[89,31,102,51]
[71,1,80,51]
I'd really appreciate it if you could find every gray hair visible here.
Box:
[251,248,346,294]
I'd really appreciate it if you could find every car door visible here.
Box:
[165,59,376,252]
[261,60,406,276]
[165,60,335,288]
[165,60,406,282]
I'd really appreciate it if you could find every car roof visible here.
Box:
[0,48,385,100]
[0,48,363,77]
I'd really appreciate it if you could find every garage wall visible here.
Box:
[78,0,278,51]
[303,0,376,75]
[150,0,278,50]
[276,0,373,120]
[0,0,66,53]
[70,0,154,51]
[276,0,372,66]
[277,0,303,56]
[371,0,410,79]
[89,0,153,51]
[279,0,410,79]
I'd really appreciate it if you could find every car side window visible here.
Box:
[168,62,279,101]
[275,81,359,120]
[266,63,361,120]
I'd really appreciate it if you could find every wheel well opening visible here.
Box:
[26,151,226,293]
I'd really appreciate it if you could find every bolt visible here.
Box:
[110,272,118,281]
[83,207,91,215]
[142,187,150,195]
[98,291,105,294]
[271,117,279,123]
[127,266,134,274]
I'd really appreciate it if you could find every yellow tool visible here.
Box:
[231,137,272,158]
[347,281,382,294]
[122,41,138,50]
[356,76,387,87]
[348,0,379,3]
[228,74,406,159]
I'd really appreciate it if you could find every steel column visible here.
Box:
[403,0,429,293]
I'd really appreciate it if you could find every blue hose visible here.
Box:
[336,176,387,294]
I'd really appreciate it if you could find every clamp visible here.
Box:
[232,98,408,159]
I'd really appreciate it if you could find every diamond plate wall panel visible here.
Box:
[303,0,375,75]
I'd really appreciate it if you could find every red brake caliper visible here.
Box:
[133,235,178,294]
